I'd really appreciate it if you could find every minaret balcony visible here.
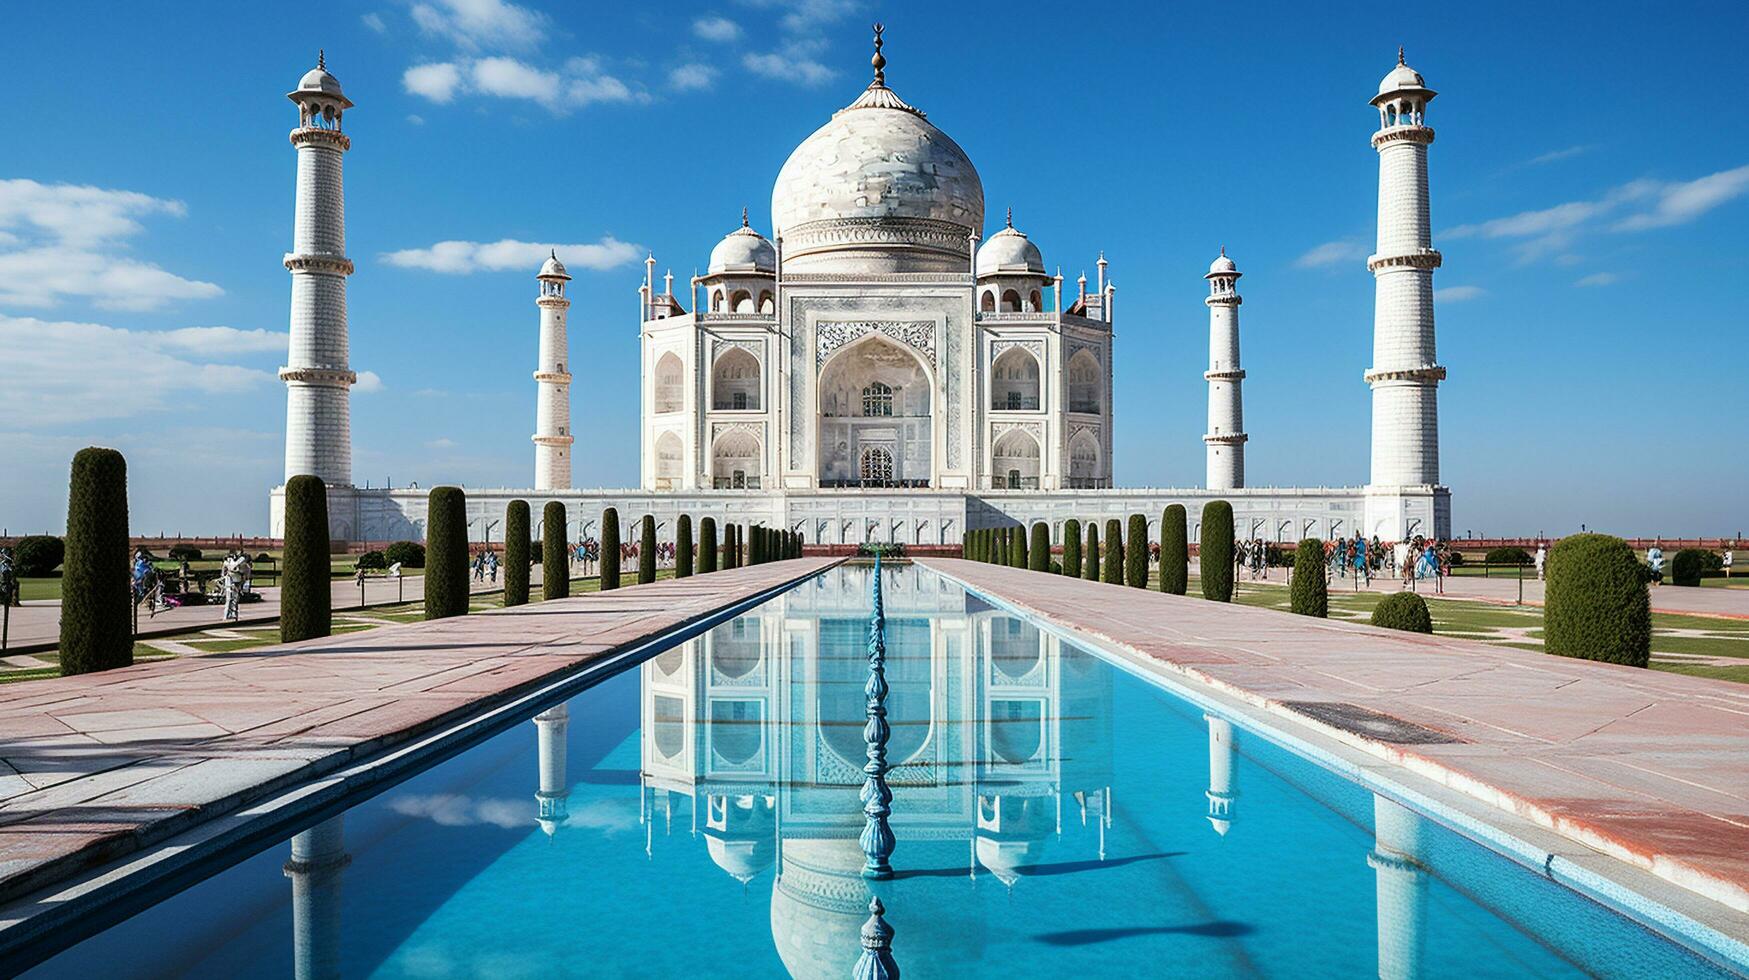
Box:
[1204,369,1246,382]
[1371,125,1435,149]
[289,127,351,151]
[1363,364,1446,385]
[1366,249,1442,273]
[278,366,356,386]
[533,370,573,384]
[284,254,355,276]
[1203,432,1248,445]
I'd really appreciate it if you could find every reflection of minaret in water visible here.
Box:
[534,704,570,838]
[1368,795,1429,980]
[1204,714,1237,836]
[284,816,349,980]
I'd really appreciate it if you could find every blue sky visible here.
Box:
[3,0,1745,538]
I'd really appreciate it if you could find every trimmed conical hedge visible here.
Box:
[1160,505,1188,595]
[1062,519,1081,576]
[676,514,693,578]
[59,447,132,674]
[1291,538,1328,617]
[700,517,718,573]
[1126,514,1148,588]
[1029,522,1050,571]
[1371,592,1432,633]
[1009,526,1026,568]
[1103,519,1123,584]
[280,474,331,643]
[1084,522,1101,580]
[504,500,530,606]
[639,515,657,584]
[600,507,621,590]
[543,501,569,600]
[1200,500,1234,602]
[1545,533,1650,667]
[425,486,470,620]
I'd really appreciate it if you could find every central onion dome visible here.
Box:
[771,27,983,274]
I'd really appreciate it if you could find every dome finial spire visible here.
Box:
[1398,45,1405,65]
[1005,206,1012,229]
[318,48,326,70]
[871,22,886,86]
[741,206,749,228]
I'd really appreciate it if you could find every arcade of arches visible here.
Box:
[817,336,932,487]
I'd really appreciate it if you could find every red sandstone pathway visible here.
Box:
[0,558,835,904]
[923,558,1749,916]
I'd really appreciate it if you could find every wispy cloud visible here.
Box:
[403,56,645,112]
[355,370,385,394]
[382,237,643,274]
[1574,272,1618,287]
[1445,164,1749,263]
[746,0,859,32]
[668,63,717,92]
[0,315,277,424]
[0,180,223,312]
[1525,144,1596,167]
[361,11,387,34]
[1434,285,1484,302]
[409,0,546,52]
[1292,239,1366,269]
[692,15,741,41]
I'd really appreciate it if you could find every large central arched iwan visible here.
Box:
[816,334,933,487]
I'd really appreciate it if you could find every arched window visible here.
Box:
[992,429,1041,489]
[980,290,996,312]
[1000,289,1021,313]
[1029,289,1042,312]
[758,291,774,315]
[711,430,762,489]
[653,431,684,490]
[730,289,753,313]
[990,347,1041,411]
[1069,430,1101,487]
[862,382,893,417]
[711,347,761,411]
[710,290,724,312]
[654,353,685,414]
[860,446,894,483]
[1067,350,1102,415]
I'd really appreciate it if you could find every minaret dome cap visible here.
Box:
[1372,48,1435,105]
[289,50,354,108]
[538,250,571,279]
[1206,247,1239,277]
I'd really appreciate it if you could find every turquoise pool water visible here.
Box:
[20,565,1742,978]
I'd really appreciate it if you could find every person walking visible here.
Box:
[1534,543,1547,581]
[223,551,244,621]
[487,551,498,584]
[1647,546,1665,586]
[1422,541,1443,595]
[1724,547,1734,580]
[1353,533,1369,586]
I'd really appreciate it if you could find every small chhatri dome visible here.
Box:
[708,210,777,274]
[538,249,570,279]
[1207,246,1238,276]
[976,209,1045,276]
[289,49,353,107]
[1374,46,1434,103]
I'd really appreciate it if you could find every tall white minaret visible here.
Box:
[534,704,570,838]
[284,815,349,980]
[1368,794,1429,980]
[1203,248,1246,489]
[533,251,574,490]
[1366,49,1445,490]
[281,52,357,489]
[1203,714,1238,836]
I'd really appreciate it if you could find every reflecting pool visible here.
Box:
[21,565,1740,978]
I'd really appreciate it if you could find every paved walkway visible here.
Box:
[0,563,585,653]
[0,558,834,905]
[922,558,1749,916]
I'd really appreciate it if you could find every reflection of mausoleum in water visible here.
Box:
[639,565,1115,977]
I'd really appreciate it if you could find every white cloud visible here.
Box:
[407,114,426,125]
[1525,144,1595,167]
[404,56,643,112]
[382,236,643,274]
[743,44,836,86]
[0,315,276,424]
[1575,272,1618,287]
[746,0,859,32]
[426,437,457,449]
[404,62,465,103]
[354,370,385,393]
[1292,240,1366,269]
[668,63,717,92]
[361,11,387,33]
[149,326,290,354]
[1433,285,1484,302]
[692,15,741,41]
[409,0,545,51]
[471,55,561,104]
[0,179,187,248]
[1442,164,1749,264]
[1613,164,1749,231]
[0,247,222,311]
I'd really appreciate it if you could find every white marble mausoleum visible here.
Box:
[270,36,1452,550]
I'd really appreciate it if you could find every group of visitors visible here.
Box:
[471,551,499,584]
[1235,538,1271,580]
[1326,534,1386,585]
